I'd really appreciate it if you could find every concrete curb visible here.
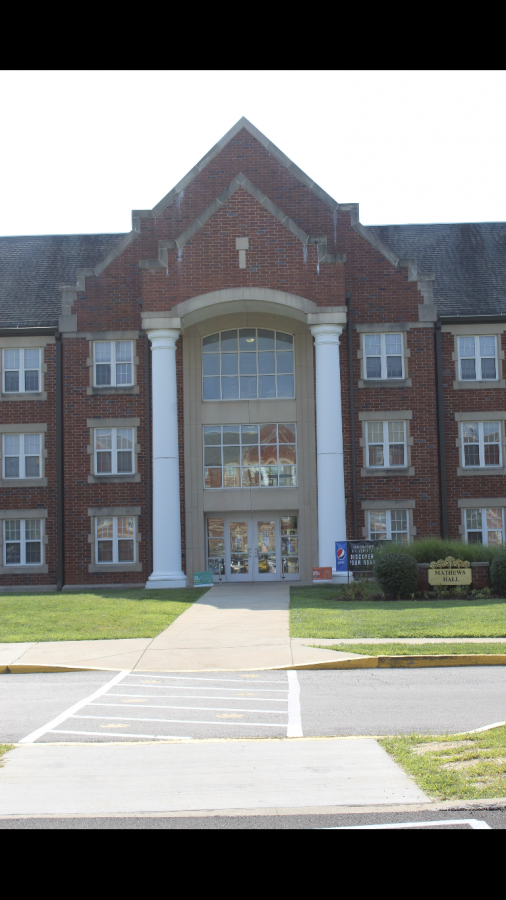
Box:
[2,653,506,675]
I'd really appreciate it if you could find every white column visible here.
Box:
[310,324,349,583]
[146,328,187,588]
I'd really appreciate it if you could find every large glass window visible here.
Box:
[465,508,504,546]
[369,509,408,542]
[462,422,501,468]
[3,434,41,479]
[202,329,294,400]
[96,516,135,563]
[203,423,297,488]
[94,428,134,474]
[4,519,42,565]
[458,336,497,381]
[93,341,133,387]
[364,333,403,379]
[3,348,40,393]
[366,421,406,468]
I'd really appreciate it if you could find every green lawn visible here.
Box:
[0,745,14,765]
[0,588,210,643]
[381,726,506,800]
[312,642,506,656]
[290,586,506,638]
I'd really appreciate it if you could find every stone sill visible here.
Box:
[88,563,143,573]
[453,380,506,390]
[358,378,412,389]
[0,478,48,488]
[87,474,141,484]
[86,386,140,395]
[0,564,48,574]
[456,467,506,477]
[1,393,48,402]
[361,467,415,477]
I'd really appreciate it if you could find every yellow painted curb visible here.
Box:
[2,665,95,674]
[284,653,506,670]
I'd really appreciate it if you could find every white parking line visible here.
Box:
[106,693,289,701]
[127,674,288,684]
[287,670,303,737]
[327,819,491,830]
[19,670,130,743]
[118,683,289,693]
[73,715,282,728]
[50,730,192,740]
[90,703,286,714]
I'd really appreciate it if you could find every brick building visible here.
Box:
[1,117,505,590]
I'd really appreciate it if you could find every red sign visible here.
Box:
[313,567,333,582]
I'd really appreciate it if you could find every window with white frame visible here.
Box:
[4,519,42,565]
[96,516,135,563]
[369,509,409,543]
[2,349,41,393]
[462,422,501,468]
[3,434,42,479]
[94,428,134,475]
[204,423,297,488]
[364,334,404,380]
[458,336,497,381]
[366,421,406,468]
[202,329,294,400]
[93,341,133,387]
[465,508,504,546]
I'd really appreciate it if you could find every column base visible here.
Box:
[332,570,354,585]
[146,572,188,589]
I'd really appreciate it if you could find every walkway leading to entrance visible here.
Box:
[1,585,354,673]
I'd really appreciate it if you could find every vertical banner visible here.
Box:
[335,541,348,573]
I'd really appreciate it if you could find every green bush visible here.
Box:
[490,552,506,594]
[373,552,419,598]
[373,537,501,565]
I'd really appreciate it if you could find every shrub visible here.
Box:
[373,537,502,565]
[373,552,419,598]
[490,552,506,595]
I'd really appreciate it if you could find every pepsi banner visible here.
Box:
[335,541,348,572]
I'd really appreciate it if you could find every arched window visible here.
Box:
[202,328,294,400]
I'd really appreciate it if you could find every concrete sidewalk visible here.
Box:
[0,739,429,815]
[0,584,359,673]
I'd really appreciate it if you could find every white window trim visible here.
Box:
[368,509,410,542]
[464,507,505,547]
[363,333,404,381]
[365,420,407,469]
[93,340,134,388]
[3,518,43,566]
[201,329,295,402]
[94,427,134,476]
[461,421,502,469]
[203,423,297,490]
[2,348,41,395]
[2,433,43,481]
[95,515,136,565]
[457,335,498,383]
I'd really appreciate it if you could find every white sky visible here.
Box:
[1,70,505,237]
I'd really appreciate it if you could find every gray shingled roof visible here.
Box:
[368,222,506,316]
[0,233,125,328]
[1,223,505,327]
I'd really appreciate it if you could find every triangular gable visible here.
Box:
[138,173,346,269]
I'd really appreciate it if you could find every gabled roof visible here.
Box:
[0,233,125,327]
[368,222,506,316]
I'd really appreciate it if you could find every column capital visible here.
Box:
[146,328,181,351]
[310,323,343,344]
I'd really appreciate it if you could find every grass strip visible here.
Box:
[290,587,506,638]
[380,725,506,800]
[0,588,210,642]
[311,642,506,656]
[0,745,14,766]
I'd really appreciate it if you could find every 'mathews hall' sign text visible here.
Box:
[428,557,472,585]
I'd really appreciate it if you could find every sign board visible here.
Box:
[193,571,214,586]
[335,541,348,572]
[428,557,472,586]
[313,567,333,582]
[348,540,383,572]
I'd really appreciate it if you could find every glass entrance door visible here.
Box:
[206,515,300,583]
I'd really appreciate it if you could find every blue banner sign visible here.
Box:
[335,541,348,572]
[193,571,214,586]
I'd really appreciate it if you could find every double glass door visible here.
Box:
[207,515,299,582]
